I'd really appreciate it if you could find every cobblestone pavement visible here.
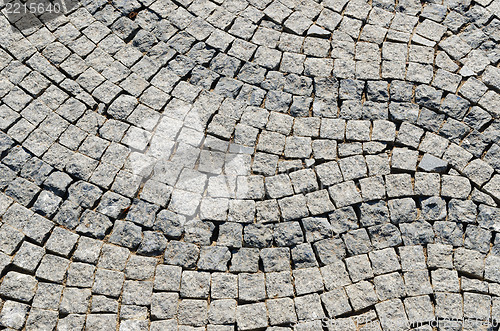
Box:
[0,0,499,329]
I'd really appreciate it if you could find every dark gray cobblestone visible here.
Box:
[0,0,499,329]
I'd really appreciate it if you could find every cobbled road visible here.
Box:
[0,0,499,329]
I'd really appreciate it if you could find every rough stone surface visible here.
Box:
[0,1,497,328]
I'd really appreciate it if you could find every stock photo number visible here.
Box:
[5,1,62,15]
[4,0,78,29]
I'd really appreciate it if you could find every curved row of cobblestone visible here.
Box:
[0,0,499,329]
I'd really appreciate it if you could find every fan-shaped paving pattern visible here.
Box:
[0,0,499,329]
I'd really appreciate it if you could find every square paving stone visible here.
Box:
[239,273,266,302]
[431,268,460,292]
[151,292,178,320]
[73,236,103,264]
[388,198,417,224]
[375,299,409,331]
[385,173,414,197]
[85,314,118,331]
[119,304,148,320]
[289,169,318,194]
[302,217,332,243]
[154,210,185,239]
[345,254,374,282]
[320,118,345,140]
[211,273,238,299]
[463,292,491,320]
[267,297,297,326]
[311,139,337,160]
[315,161,343,187]
[391,147,418,171]
[217,222,243,248]
[252,153,279,176]
[228,199,256,223]
[25,308,58,331]
[5,177,40,206]
[180,271,211,299]
[321,287,352,318]
[284,136,312,159]
[164,241,200,269]
[433,221,463,246]
[403,270,433,297]
[265,174,294,199]
[243,224,273,248]
[150,320,178,331]
[154,264,181,292]
[461,276,489,294]
[359,176,386,202]
[372,120,396,142]
[92,268,125,298]
[278,194,309,221]
[359,200,390,227]
[369,248,401,275]
[484,255,500,283]
[328,181,362,208]
[59,287,91,314]
[274,222,304,247]
[0,300,29,329]
[230,248,260,273]
[12,241,44,272]
[320,259,351,291]
[293,267,324,296]
[45,226,79,257]
[313,237,346,265]
[464,225,491,254]
[404,295,435,324]
[97,244,130,271]
[236,302,268,330]
[32,282,62,310]
[398,246,426,272]
[346,120,371,141]
[197,246,231,272]
[261,248,290,272]
[427,243,453,269]
[339,155,368,181]
[208,299,237,325]
[291,243,318,269]
[294,293,325,321]
[66,262,95,288]
[368,223,402,249]
[305,189,335,215]
[454,247,485,277]
[124,255,157,280]
[414,172,441,197]
[35,254,70,283]
[343,229,373,255]
[421,196,447,221]
[374,272,406,301]
[257,130,286,155]
[266,271,294,299]
[122,280,153,306]
[0,272,37,303]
